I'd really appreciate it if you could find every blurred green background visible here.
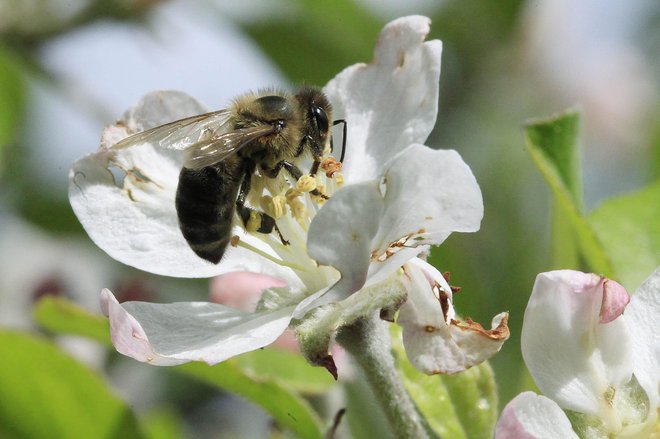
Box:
[1,0,658,438]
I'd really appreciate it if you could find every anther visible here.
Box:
[295,174,317,192]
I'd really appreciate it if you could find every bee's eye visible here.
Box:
[311,106,329,134]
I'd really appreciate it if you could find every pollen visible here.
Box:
[261,195,286,219]
[285,187,302,201]
[295,174,317,192]
[321,156,342,177]
[334,172,345,188]
[246,211,262,232]
[311,184,327,204]
[288,198,307,221]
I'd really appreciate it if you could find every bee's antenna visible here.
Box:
[332,119,347,163]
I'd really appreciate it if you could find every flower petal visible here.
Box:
[101,288,295,365]
[69,91,296,280]
[307,180,384,301]
[521,270,634,415]
[397,261,509,374]
[324,16,442,184]
[625,266,660,412]
[373,145,483,255]
[307,146,482,301]
[494,392,579,439]
[600,278,629,323]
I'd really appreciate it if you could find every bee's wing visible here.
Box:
[111,110,234,151]
[182,124,277,170]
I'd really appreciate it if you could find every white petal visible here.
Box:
[101,289,295,365]
[307,181,384,300]
[625,266,660,411]
[120,90,210,133]
[307,146,482,299]
[521,270,634,415]
[494,392,578,439]
[365,246,426,288]
[397,262,508,374]
[324,16,442,184]
[373,145,483,255]
[69,91,296,279]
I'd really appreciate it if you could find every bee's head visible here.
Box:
[295,87,333,159]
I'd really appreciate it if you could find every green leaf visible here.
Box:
[176,361,324,439]
[233,347,335,394]
[589,179,660,290]
[0,330,144,439]
[140,408,184,439]
[524,109,613,275]
[0,44,25,176]
[525,110,582,204]
[34,296,111,344]
[390,325,498,439]
[0,45,24,146]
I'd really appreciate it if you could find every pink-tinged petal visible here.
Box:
[494,392,578,439]
[324,16,442,184]
[101,289,185,366]
[69,91,294,279]
[271,329,300,353]
[522,270,634,415]
[372,145,483,255]
[210,272,288,311]
[101,288,295,365]
[600,278,630,323]
[625,266,660,412]
[397,263,508,374]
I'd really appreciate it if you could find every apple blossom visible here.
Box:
[495,268,660,438]
[70,16,508,374]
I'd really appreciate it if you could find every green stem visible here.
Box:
[336,314,431,439]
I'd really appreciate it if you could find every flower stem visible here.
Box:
[337,314,432,439]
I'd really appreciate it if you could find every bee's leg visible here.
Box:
[264,160,328,199]
[235,166,289,245]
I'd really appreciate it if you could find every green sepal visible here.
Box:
[295,275,408,377]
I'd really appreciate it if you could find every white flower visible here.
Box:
[70,16,508,372]
[495,269,660,438]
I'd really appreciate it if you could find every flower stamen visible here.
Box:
[235,239,307,271]
[295,174,317,192]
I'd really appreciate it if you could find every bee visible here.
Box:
[113,86,345,263]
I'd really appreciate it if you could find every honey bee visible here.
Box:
[113,86,345,263]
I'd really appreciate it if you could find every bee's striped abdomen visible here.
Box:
[175,159,244,263]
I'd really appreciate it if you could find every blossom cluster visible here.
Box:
[69,16,508,375]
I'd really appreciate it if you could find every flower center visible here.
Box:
[233,155,344,293]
